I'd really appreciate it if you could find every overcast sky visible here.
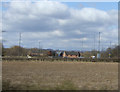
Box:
[1,1,118,51]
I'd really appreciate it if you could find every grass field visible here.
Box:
[2,61,118,90]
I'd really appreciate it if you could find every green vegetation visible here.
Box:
[3,79,78,90]
[54,80,78,90]
[2,79,114,90]
[2,44,120,59]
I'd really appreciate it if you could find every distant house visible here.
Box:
[56,51,63,57]
[29,53,41,56]
[47,51,56,56]
[47,50,81,58]
[63,51,81,58]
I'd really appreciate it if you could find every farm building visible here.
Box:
[47,50,81,58]
[28,49,48,57]
[29,53,46,57]
[63,51,81,58]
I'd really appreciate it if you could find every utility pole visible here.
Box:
[1,31,6,57]
[94,33,96,56]
[109,41,111,51]
[39,41,40,54]
[97,32,101,58]
[98,32,101,52]
[19,32,21,56]
[109,41,111,58]
[82,40,83,52]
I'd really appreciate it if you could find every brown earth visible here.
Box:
[2,61,118,90]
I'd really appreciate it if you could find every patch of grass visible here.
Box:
[2,79,21,90]
[99,85,108,90]
[3,79,79,90]
[54,80,78,90]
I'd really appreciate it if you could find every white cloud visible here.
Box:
[71,8,110,22]
[51,30,64,37]
[2,1,118,50]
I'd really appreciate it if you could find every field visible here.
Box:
[2,61,118,90]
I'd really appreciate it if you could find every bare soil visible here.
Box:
[2,61,118,90]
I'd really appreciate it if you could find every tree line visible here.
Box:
[1,44,120,59]
[2,45,48,57]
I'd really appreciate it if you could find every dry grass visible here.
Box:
[2,61,118,90]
